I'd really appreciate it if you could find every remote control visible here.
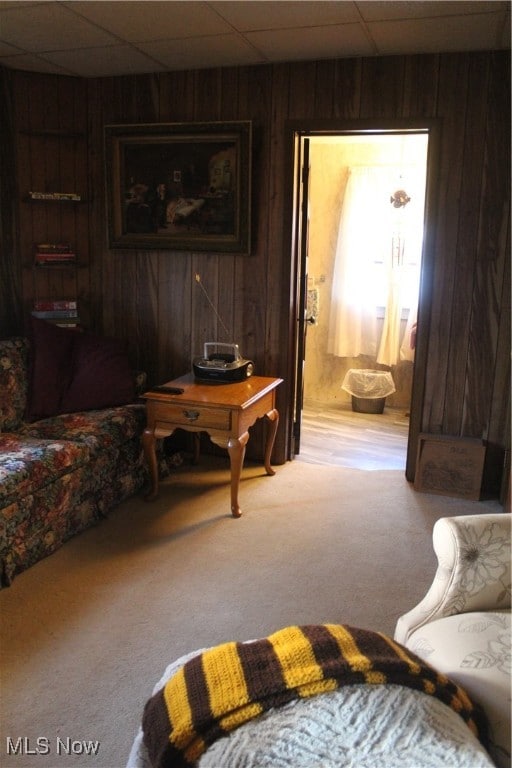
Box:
[150,386,184,394]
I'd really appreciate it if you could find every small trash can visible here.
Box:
[341,369,396,414]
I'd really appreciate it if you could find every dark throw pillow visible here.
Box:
[60,331,135,413]
[26,318,76,421]
[26,318,136,420]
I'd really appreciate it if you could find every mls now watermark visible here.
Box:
[6,736,100,757]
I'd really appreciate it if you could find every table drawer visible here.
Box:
[155,404,231,431]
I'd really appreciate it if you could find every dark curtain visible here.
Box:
[0,66,22,338]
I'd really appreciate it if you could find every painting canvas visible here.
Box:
[105,121,251,252]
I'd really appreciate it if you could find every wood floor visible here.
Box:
[297,400,410,471]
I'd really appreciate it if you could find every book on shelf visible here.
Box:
[35,253,76,265]
[33,300,77,311]
[35,242,74,253]
[28,191,82,201]
[32,309,79,320]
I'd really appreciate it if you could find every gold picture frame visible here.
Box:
[105,121,251,253]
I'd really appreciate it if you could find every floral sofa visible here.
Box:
[395,513,511,768]
[0,321,175,587]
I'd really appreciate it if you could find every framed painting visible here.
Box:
[105,121,251,253]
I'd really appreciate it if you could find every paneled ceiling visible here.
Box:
[0,1,509,79]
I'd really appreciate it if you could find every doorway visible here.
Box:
[287,124,434,475]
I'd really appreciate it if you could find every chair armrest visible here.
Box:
[395,513,511,645]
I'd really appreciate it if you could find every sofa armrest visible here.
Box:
[395,513,511,645]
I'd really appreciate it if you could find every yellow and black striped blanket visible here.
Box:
[142,623,486,768]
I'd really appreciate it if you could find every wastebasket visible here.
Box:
[341,369,396,414]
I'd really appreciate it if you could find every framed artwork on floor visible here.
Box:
[414,433,486,500]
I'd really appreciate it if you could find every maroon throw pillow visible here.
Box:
[59,332,135,413]
[26,318,76,421]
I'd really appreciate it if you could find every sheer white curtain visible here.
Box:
[327,165,424,366]
[327,166,392,359]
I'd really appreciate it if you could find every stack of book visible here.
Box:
[32,300,79,326]
[34,242,76,266]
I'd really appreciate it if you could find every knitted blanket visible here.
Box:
[142,624,487,768]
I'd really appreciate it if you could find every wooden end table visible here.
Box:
[142,374,283,517]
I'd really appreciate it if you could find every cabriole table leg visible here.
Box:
[226,432,249,518]
[263,408,279,475]
[142,427,159,501]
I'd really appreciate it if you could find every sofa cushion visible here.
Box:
[26,318,136,421]
[0,433,90,508]
[21,404,146,457]
[60,331,135,413]
[26,319,76,421]
[406,611,511,768]
[0,338,30,431]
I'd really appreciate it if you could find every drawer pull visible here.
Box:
[183,409,200,421]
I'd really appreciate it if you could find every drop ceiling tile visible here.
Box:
[211,1,360,31]
[64,1,231,42]
[0,39,23,55]
[139,33,264,70]
[245,23,374,62]
[0,1,48,7]
[357,1,509,22]
[41,44,167,77]
[370,13,510,54]
[0,2,119,52]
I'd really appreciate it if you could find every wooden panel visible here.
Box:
[485,52,511,452]
[359,57,406,118]
[135,251,160,373]
[402,55,440,118]
[86,78,108,333]
[313,60,337,117]
[287,61,318,120]
[446,54,490,436]
[12,72,89,334]
[158,69,196,122]
[193,68,222,121]
[422,54,470,434]
[0,68,22,337]
[157,254,193,382]
[4,51,510,484]
[333,58,362,119]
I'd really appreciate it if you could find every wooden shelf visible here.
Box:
[19,119,89,331]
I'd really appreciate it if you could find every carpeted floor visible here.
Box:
[0,455,503,768]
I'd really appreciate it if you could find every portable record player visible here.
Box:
[193,342,254,382]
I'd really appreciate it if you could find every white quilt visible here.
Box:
[127,649,494,768]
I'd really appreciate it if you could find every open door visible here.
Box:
[287,121,439,477]
[290,135,310,456]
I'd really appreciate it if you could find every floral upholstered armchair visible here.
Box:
[395,513,511,768]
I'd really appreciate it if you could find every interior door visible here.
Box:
[287,122,438,477]
[291,135,310,456]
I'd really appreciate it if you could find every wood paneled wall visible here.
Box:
[3,50,510,492]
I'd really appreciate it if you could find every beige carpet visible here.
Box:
[0,455,503,768]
